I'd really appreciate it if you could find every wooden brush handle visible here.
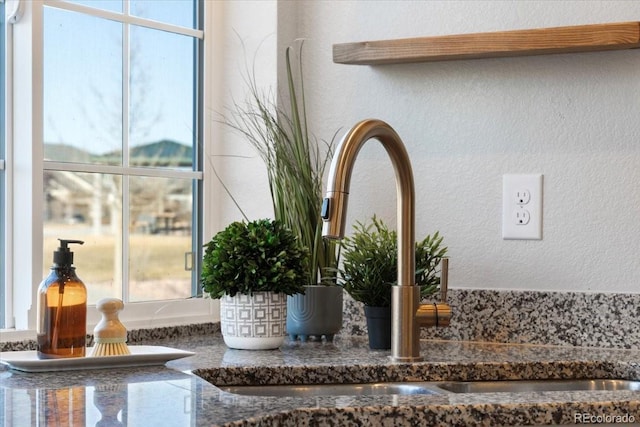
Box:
[94,298,127,340]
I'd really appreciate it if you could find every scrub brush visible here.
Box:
[89,298,131,357]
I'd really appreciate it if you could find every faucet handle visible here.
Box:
[439,257,449,303]
[416,302,451,328]
[416,257,451,328]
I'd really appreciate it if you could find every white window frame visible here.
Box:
[3,0,218,340]
[1,0,8,330]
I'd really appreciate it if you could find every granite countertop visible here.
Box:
[3,333,640,426]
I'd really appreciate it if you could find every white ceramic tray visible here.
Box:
[0,345,195,372]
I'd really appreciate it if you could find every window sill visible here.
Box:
[1,298,219,343]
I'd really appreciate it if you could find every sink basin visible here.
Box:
[219,382,443,397]
[437,379,640,394]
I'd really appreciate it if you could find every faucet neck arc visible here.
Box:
[322,119,416,287]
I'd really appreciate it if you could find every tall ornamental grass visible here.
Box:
[219,42,339,286]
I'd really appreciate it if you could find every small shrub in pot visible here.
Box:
[201,219,308,350]
[339,215,447,349]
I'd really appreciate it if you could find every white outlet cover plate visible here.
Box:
[502,174,543,240]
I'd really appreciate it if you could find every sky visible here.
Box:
[43,0,197,156]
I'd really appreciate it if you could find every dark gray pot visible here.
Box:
[287,286,344,342]
[364,305,392,350]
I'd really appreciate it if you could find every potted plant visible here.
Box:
[201,219,308,350]
[219,41,343,341]
[339,215,447,349]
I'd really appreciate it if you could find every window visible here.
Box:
[4,0,215,333]
[42,1,202,304]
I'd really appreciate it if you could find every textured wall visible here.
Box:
[205,1,278,237]
[289,1,640,293]
[215,1,640,294]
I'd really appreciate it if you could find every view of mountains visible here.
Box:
[44,139,193,166]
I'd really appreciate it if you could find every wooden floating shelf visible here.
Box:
[333,22,640,65]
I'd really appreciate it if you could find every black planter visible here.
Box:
[364,305,392,350]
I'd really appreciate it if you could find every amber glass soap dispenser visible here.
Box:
[37,239,87,359]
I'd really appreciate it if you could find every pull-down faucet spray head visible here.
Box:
[320,121,370,239]
[321,186,348,239]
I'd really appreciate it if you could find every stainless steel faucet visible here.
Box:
[321,119,450,362]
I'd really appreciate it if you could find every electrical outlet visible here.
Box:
[516,189,531,205]
[502,174,543,240]
[514,209,531,225]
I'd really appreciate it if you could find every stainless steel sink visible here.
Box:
[219,379,640,397]
[219,382,443,397]
[437,379,640,394]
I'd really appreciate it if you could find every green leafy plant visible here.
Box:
[201,219,309,298]
[339,215,447,307]
[216,41,339,286]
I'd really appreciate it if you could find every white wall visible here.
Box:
[218,1,640,294]
[205,1,278,238]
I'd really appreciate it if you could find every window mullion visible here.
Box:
[123,17,130,170]
[43,161,202,180]
[121,177,130,303]
[122,12,130,302]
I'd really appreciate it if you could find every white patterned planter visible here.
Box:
[220,292,287,350]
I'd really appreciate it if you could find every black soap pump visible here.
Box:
[37,239,87,359]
